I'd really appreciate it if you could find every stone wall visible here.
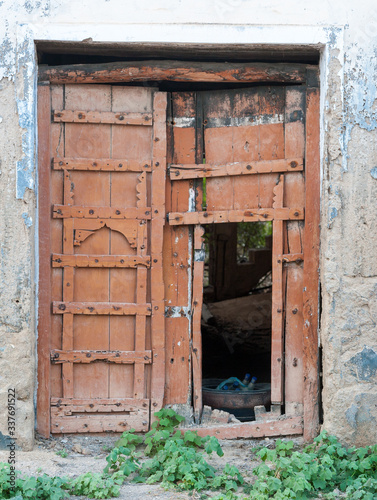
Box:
[0,0,376,449]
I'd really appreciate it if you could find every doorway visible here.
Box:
[38,60,320,440]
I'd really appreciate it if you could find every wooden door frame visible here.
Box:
[38,61,320,440]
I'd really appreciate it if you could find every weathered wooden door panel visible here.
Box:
[44,84,166,434]
[167,85,309,419]
[163,92,195,405]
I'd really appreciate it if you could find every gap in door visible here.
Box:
[201,221,272,422]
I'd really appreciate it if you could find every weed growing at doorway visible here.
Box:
[1,413,377,499]
[104,408,243,494]
[214,431,377,500]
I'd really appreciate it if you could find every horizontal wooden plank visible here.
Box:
[53,110,152,126]
[181,416,303,439]
[51,349,152,364]
[169,208,304,225]
[53,301,152,315]
[51,412,149,433]
[279,253,304,263]
[40,61,310,85]
[53,205,152,220]
[52,157,152,172]
[51,254,151,268]
[52,404,147,415]
[51,397,149,407]
[170,158,303,180]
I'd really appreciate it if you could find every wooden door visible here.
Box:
[167,85,318,426]
[38,84,167,435]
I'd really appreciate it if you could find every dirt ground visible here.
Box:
[0,433,304,499]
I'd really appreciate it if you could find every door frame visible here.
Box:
[38,61,320,441]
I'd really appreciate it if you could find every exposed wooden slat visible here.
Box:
[51,350,152,364]
[271,175,285,407]
[52,157,152,172]
[303,86,320,442]
[40,61,309,85]
[150,92,167,415]
[169,207,304,225]
[53,109,152,126]
[37,83,51,438]
[51,254,151,268]
[192,226,205,423]
[52,205,151,220]
[53,301,152,315]
[181,416,303,439]
[170,158,303,180]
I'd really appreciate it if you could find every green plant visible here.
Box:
[69,471,124,499]
[104,408,243,494]
[55,449,68,458]
[247,432,377,499]
[0,462,70,500]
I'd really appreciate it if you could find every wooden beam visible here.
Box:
[303,86,321,442]
[52,301,152,316]
[52,205,151,220]
[37,83,51,438]
[51,397,149,407]
[51,399,149,433]
[192,226,205,423]
[39,61,309,85]
[53,109,152,126]
[52,157,152,172]
[51,254,151,268]
[150,92,167,416]
[168,207,304,225]
[51,350,152,364]
[170,158,303,180]
[271,175,285,407]
[180,416,303,439]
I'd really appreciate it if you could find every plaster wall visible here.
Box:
[0,0,376,449]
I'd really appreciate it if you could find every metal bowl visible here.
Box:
[202,378,271,421]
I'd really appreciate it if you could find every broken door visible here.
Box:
[38,84,166,435]
[166,85,317,427]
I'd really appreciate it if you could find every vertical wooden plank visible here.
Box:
[284,225,304,416]
[50,84,64,400]
[110,87,154,402]
[150,92,167,414]
[37,82,51,437]
[303,86,320,441]
[163,93,194,406]
[134,178,148,398]
[284,86,306,417]
[62,169,74,398]
[192,225,205,422]
[271,174,285,408]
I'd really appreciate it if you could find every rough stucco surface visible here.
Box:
[0,0,376,449]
